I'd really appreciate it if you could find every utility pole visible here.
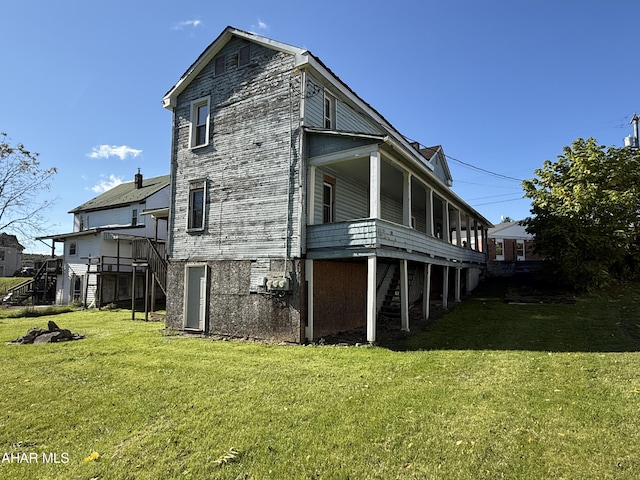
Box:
[624,114,639,148]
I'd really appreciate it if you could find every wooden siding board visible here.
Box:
[304,75,383,135]
[170,44,302,261]
[307,219,486,266]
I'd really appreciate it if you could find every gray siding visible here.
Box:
[170,42,301,261]
[314,166,369,224]
[305,75,383,135]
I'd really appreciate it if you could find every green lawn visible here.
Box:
[0,282,639,479]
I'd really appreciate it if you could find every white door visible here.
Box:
[184,265,206,330]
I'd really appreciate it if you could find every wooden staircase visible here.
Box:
[3,259,62,305]
[379,263,417,319]
[132,238,167,295]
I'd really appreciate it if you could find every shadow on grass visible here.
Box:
[379,277,640,353]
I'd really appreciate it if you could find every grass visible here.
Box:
[0,277,26,296]
[0,282,638,479]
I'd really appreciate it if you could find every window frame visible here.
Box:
[187,179,206,232]
[323,91,336,129]
[189,97,210,149]
[131,208,138,226]
[495,239,504,261]
[322,174,336,224]
[69,241,77,256]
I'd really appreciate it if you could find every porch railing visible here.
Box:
[306,218,487,265]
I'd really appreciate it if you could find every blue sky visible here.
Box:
[2,0,639,252]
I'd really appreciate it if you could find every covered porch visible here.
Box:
[304,134,491,342]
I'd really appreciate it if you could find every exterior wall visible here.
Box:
[0,246,22,276]
[305,75,382,135]
[488,238,541,262]
[73,187,169,241]
[166,259,303,342]
[169,41,301,261]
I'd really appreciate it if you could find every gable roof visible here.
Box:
[488,221,532,240]
[419,145,453,186]
[0,233,24,251]
[163,27,492,227]
[69,174,170,213]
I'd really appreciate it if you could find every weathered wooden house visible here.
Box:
[33,172,170,306]
[162,26,492,343]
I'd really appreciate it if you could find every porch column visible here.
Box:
[403,172,412,227]
[423,263,432,320]
[443,201,450,243]
[308,166,316,225]
[442,266,449,310]
[474,220,480,251]
[369,152,381,219]
[456,209,462,247]
[455,267,461,302]
[426,188,433,236]
[400,259,409,332]
[366,255,377,343]
[305,259,314,341]
[466,214,472,248]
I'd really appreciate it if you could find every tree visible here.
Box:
[0,133,57,241]
[523,137,640,290]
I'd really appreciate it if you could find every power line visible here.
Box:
[405,136,525,183]
[445,154,524,183]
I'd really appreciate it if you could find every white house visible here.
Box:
[37,171,170,306]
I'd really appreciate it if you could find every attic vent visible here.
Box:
[214,55,226,76]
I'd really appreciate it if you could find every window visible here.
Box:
[0,249,5,261]
[69,242,77,256]
[190,97,210,148]
[322,175,335,223]
[238,45,251,67]
[495,239,504,261]
[188,180,206,231]
[516,241,525,260]
[131,209,138,226]
[324,91,336,129]
[214,54,226,76]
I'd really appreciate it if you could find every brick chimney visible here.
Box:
[134,168,143,189]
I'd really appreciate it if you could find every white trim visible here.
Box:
[366,256,377,343]
[189,97,210,149]
[183,263,208,331]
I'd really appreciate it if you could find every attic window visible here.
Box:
[214,54,226,76]
[238,45,251,67]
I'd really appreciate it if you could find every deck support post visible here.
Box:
[423,263,431,320]
[366,255,377,343]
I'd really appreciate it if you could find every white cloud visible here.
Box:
[91,175,124,193]
[172,19,202,30]
[250,19,269,33]
[88,145,142,160]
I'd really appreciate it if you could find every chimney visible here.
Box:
[134,168,143,189]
